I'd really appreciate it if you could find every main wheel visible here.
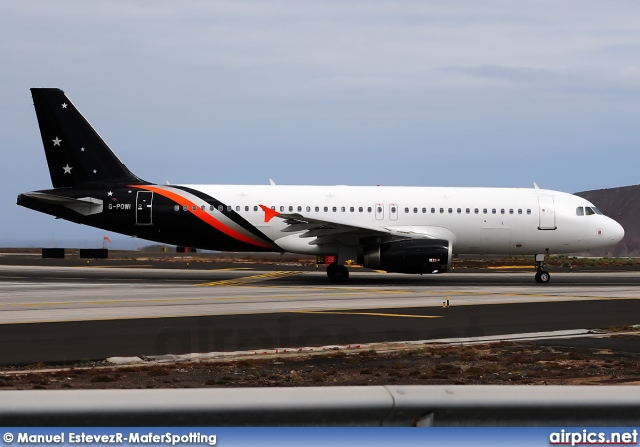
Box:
[327,263,349,283]
[535,271,550,283]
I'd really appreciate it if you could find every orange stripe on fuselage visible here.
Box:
[131,185,272,249]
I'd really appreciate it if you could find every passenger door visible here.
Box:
[136,191,153,225]
[538,196,556,230]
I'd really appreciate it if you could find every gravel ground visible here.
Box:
[2,335,640,390]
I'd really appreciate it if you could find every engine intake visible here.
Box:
[360,239,451,274]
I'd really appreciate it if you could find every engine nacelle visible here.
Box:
[360,239,452,274]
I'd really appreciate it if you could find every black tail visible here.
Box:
[30,88,146,188]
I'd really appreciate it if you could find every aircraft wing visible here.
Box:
[259,205,435,246]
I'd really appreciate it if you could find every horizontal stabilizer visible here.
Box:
[19,192,103,216]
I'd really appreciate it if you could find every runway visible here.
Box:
[0,264,639,364]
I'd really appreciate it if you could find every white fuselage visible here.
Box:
[180,184,624,256]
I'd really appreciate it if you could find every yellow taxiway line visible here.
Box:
[292,310,442,318]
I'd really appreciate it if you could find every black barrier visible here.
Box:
[41,248,65,259]
[79,249,109,259]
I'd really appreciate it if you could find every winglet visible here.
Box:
[259,204,280,223]
[533,182,540,189]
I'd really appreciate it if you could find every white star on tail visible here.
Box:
[63,164,72,174]
[62,103,68,109]
[107,191,113,196]
[52,137,62,146]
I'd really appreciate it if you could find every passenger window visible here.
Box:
[183,205,188,211]
[422,208,426,213]
[431,208,435,213]
[174,205,179,211]
[245,206,249,212]
[576,207,584,216]
[289,206,294,212]
[254,206,258,212]
[350,207,354,212]
[392,206,397,213]
[359,207,363,212]
[306,206,311,212]
[492,209,496,214]
[413,207,418,213]
[474,208,479,214]
[297,206,302,212]
[210,205,214,211]
[448,208,453,214]
[457,208,461,214]
[192,205,197,211]
[509,209,513,214]
[500,209,505,214]
[201,205,205,211]
[527,209,531,215]
[466,208,470,214]
[341,207,345,212]
[368,207,372,213]
[518,209,522,214]
[280,206,285,212]
[404,207,409,213]
[333,207,337,212]
[315,206,320,212]
[483,208,487,214]
[324,206,328,212]
[227,205,232,212]
[377,206,382,213]
[440,208,444,213]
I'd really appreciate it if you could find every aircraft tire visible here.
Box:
[327,263,349,283]
[535,271,550,283]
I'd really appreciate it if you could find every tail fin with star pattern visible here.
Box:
[30,88,146,188]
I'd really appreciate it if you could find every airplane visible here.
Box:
[17,88,625,283]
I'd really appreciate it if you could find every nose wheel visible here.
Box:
[534,254,550,283]
[327,263,349,283]
[535,270,550,283]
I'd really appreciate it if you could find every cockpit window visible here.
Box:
[593,207,603,215]
[585,207,595,215]
[576,207,584,216]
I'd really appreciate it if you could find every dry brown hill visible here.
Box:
[576,185,640,256]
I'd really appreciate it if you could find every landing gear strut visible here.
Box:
[534,254,550,284]
[327,263,349,283]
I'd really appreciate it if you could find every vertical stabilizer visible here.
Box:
[30,88,146,188]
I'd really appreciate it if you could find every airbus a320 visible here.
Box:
[18,88,625,283]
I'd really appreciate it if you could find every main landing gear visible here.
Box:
[534,254,550,284]
[327,263,349,283]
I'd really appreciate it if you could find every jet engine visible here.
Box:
[359,239,452,274]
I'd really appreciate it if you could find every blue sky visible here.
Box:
[2,1,640,246]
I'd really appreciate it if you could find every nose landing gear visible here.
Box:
[534,254,550,283]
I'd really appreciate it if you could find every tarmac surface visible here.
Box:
[0,258,639,365]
